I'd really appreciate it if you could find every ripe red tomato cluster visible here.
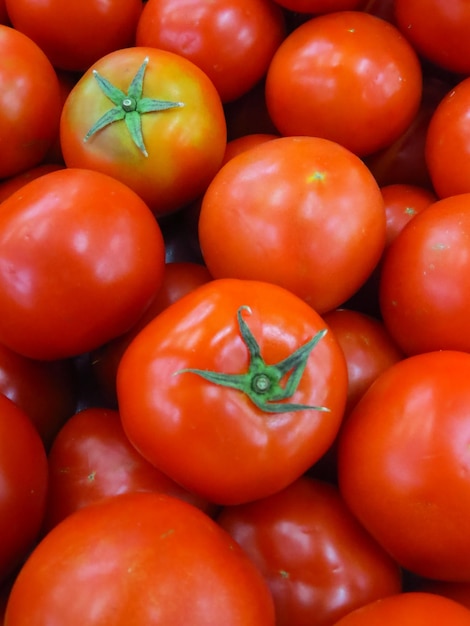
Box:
[2,0,470,625]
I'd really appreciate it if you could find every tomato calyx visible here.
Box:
[177,306,330,414]
[83,57,184,157]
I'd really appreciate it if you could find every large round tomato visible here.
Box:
[394,0,470,75]
[217,475,402,626]
[4,0,142,72]
[4,492,276,625]
[425,77,470,198]
[0,168,165,360]
[43,407,216,533]
[337,350,470,581]
[379,193,470,355]
[60,46,227,216]
[117,278,348,505]
[0,392,48,587]
[198,136,386,314]
[0,25,62,179]
[331,592,470,626]
[265,11,422,157]
[136,0,286,103]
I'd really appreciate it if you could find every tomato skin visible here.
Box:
[5,0,142,72]
[60,46,227,217]
[92,261,213,406]
[0,168,165,360]
[117,278,348,505]
[4,492,276,626]
[337,350,470,581]
[217,475,402,626]
[332,593,470,626]
[198,136,386,314]
[43,407,216,533]
[265,11,422,157]
[379,194,470,355]
[0,25,62,179]
[0,164,64,204]
[394,0,470,75]
[425,77,470,198]
[136,0,286,103]
[0,393,48,587]
[0,343,76,449]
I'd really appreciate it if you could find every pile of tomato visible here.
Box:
[2,0,470,624]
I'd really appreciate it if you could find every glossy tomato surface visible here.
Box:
[136,0,286,103]
[0,25,61,179]
[379,193,470,355]
[337,350,470,581]
[0,393,48,586]
[117,278,348,505]
[331,592,470,626]
[0,168,165,360]
[4,0,142,71]
[4,492,276,626]
[198,136,386,314]
[265,11,422,156]
[43,407,216,533]
[60,46,227,216]
[217,476,402,626]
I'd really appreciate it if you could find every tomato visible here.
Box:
[5,0,142,72]
[60,46,227,217]
[380,183,437,247]
[379,194,470,355]
[5,492,276,625]
[0,164,64,204]
[0,167,165,360]
[337,350,470,581]
[0,343,76,449]
[0,25,62,179]
[332,593,470,626]
[394,0,470,75]
[198,136,386,314]
[265,11,422,157]
[425,77,470,198]
[217,475,402,626]
[43,407,216,533]
[322,308,403,416]
[136,0,286,103]
[117,278,348,505]
[222,133,279,164]
[0,393,48,587]
[91,261,213,406]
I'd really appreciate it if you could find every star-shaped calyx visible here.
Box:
[176,306,330,414]
[83,57,184,157]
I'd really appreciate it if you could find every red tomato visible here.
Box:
[0,163,64,204]
[425,77,470,198]
[5,492,276,625]
[322,308,404,416]
[380,183,437,247]
[136,0,286,103]
[5,0,142,72]
[265,11,422,157]
[0,393,48,587]
[0,168,165,360]
[60,46,227,217]
[117,278,348,505]
[198,136,386,314]
[43,407,216,533]
[331,592,470,626]
[0,25,62,179]
[379,194,470,355]
[222,133,279,164]
[337,350,470,581]
[394,0,470,75]
[0,343,76,449]
[217,476,402,626]
[91,262,213,406]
